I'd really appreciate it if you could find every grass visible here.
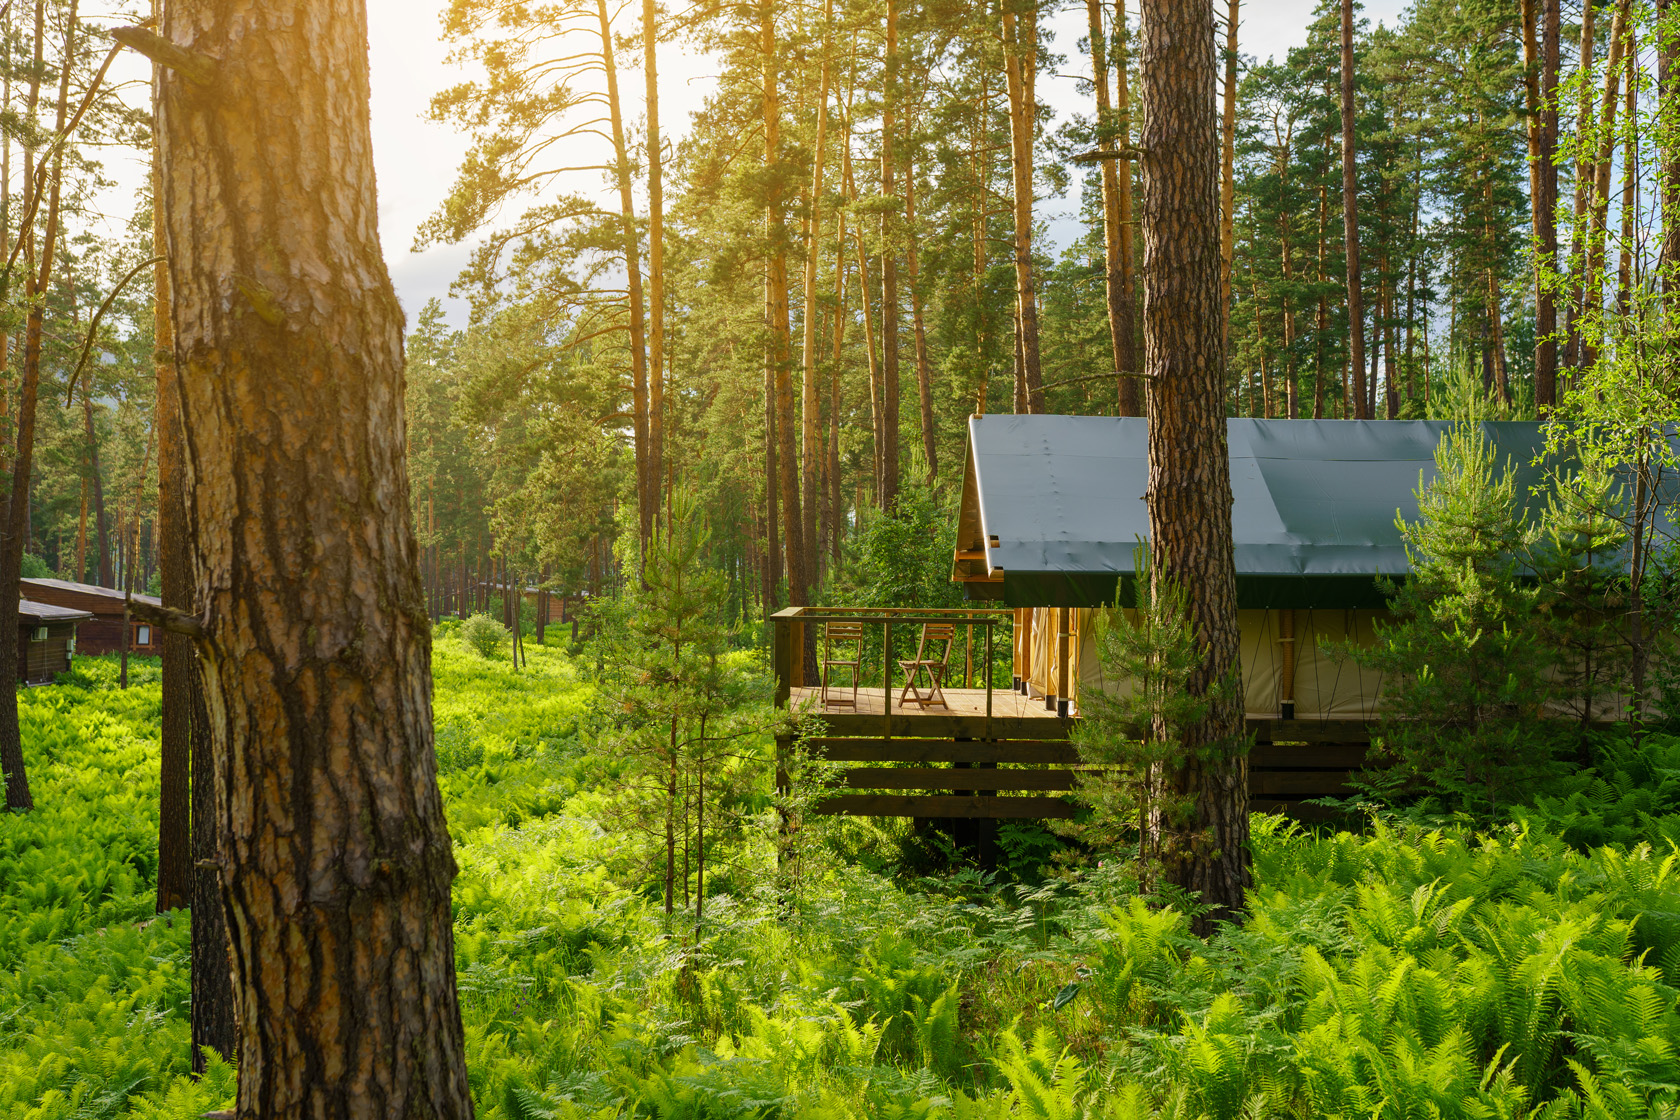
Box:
[3,641,1679,1118]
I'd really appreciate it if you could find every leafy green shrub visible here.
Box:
[461,612,508,658]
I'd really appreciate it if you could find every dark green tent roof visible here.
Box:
[952,416,1669,609]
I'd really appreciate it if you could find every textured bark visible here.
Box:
[1581,0,1631,372]
[599,0,652,557]
[0,0,66,814]
[1219,0,1239,341]
[1089,0,1140,416]
[155,122,190,915]
[643,0,665,530]
[1523,0,1560,410]
[1138,0,1247,935]
[801,0,830,579]
[762,0,806,602]
[154,2,473,1115]
[1339,0,1367,419]
[1113,0,1140,417]
[879,0,901,506]
[906,147,936,484]
[1002,0,1045,413]
[1616,36,1636,318]
[1662,0,1680,292]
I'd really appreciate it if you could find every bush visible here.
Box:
[460,612,508,658]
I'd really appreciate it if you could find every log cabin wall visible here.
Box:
[19,579,162,656]
[16,621,76,684]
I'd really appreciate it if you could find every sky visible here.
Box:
[362,0,1412,325]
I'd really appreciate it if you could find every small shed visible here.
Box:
[952,416,1565,719]
[19,578,162,656]
[17,600,91,684]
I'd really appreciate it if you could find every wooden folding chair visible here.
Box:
[820,621,865,707]
[898,623,956,710]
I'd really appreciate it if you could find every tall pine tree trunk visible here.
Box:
[1339,0,1367,419]
[0,0,66,813]
[644,0,666,528]
[801,0,831,580]
[599,0,653,556]
[761,0,806,604]
[148,0,474,1111]
[1138,0,1247,935]
[1088,0,1139,416]
[906,146,936,483]
[1219,0,1239,343]
[1523,0,1561,411]
[879,0,901,506]
[154,84,190,915]
[1003,0,1045,413]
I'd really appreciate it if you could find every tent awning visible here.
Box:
[952,415,1672,609]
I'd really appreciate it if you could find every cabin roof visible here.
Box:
[20,577,162,609]
[18,599,93,625]
[952,416,1674,609]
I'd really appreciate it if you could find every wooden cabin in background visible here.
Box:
[16,600,90,684]
[19,578,162,656]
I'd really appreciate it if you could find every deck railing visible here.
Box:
[770,605,1013,734]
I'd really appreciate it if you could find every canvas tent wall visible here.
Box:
[951,415,1671,718]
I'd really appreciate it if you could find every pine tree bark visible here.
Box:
[0,0,68,813]
[905,145,936,484]
[599,0,653,557]
[154,101,190,915]
[151,1,473,1113]
[801,0,831,580]
[1138,0,1247,935]
[1002,0,1045,413]
[1523,0,1561,411]
[1339,0,1367,419]
[1089,0,1140,417]
[879,0,902,506]
[1662,0,1680,291]
[762,0,806,601]
[1219,0,1239,342]
[644,0,666,530]
[1581,0,1631,373]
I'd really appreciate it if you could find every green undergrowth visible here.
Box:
[4,645,1680,1118]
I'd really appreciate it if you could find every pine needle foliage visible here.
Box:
[1354,422,1562,814]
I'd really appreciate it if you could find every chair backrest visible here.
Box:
[825,621,865,653]
[915,623,957,665]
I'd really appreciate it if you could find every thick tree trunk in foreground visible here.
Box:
[155,128,190,915]
[151,3,472,1115]
[1138,0,1247,935]
[1339,0,1367,419]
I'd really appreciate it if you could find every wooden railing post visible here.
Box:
[790,612,805,690]
[882,619,893,740]
[772,607,796,708]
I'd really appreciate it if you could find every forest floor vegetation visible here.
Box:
[4,642,1680,1118]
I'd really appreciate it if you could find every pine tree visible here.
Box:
[1357,423,1559,815]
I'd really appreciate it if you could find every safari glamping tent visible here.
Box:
[951,415,1559,721]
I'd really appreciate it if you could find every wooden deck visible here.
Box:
[773,608,1377,822]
